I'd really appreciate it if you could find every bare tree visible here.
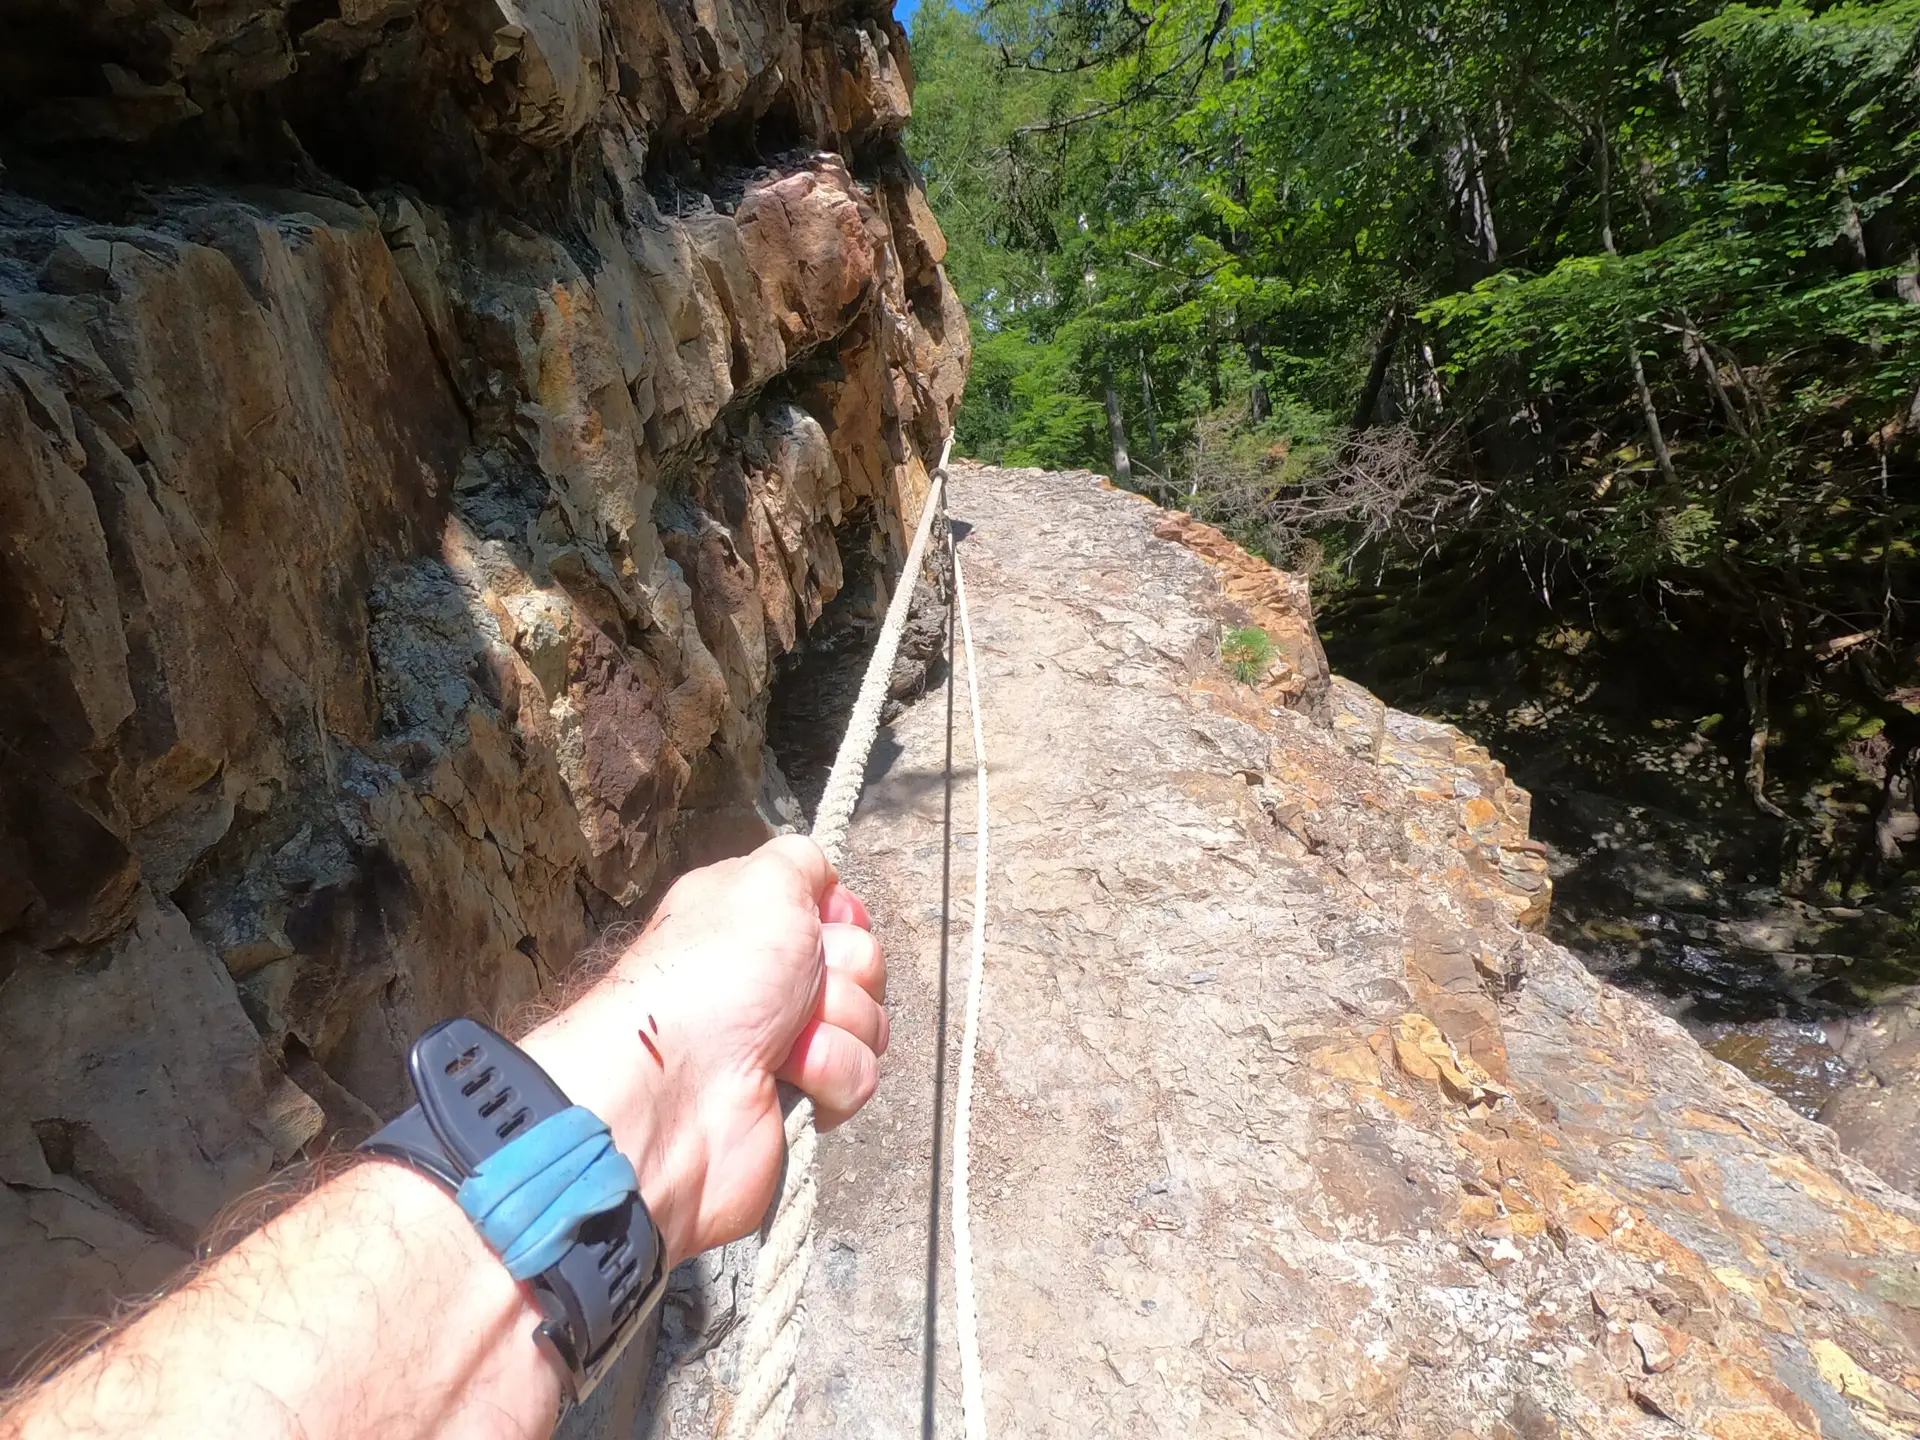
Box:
[1103,363,1134,488]
[1176,417,1469,565]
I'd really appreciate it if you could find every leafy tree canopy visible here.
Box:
[907,0,1920,880]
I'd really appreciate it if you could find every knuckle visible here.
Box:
[853,991,885,1049]
[833,1032,877,1097]
[761,834,827,883]
[851,1047,879,1105]
[745,849,797,889]
[827,925,884,984]
[847,930,885,992]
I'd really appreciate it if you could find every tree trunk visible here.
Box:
[1103,364,1133,488]
[1351,303,1404,431]
[1245,339,1270,422]
[1448,124,1500,272]
[1418,334,1445,411]
[1680,317,1760,456]
[1138,345,1161,462]
[1836,162,1870,269]
[1596,119,1617,257]
[1708,71,1731,185]
[1597,0,1624,256]
[1596,124,1679,491]
[1623,321,1680,491]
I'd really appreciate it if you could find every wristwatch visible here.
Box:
[359,1018,667,1404]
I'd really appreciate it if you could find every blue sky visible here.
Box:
[895,0,921,31]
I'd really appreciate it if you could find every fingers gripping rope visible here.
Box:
[725,435,953,1440]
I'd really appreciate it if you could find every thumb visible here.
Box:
[751,833,837,906]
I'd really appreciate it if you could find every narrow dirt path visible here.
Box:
[787,463,1920,1440]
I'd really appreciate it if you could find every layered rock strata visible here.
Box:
[786,462,1920,1440]
[0,0,966,1379]
[1147,503,1552,934]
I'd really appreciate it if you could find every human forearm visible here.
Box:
[3,838,885,1440]
[6,987,704,1440]
[9,1160,566,1440]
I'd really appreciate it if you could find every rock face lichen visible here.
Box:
[0,0,967,1378]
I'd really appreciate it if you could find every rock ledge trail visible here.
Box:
[774,463,1920,1440]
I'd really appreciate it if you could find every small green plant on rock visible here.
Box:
[1222,625,1274,685]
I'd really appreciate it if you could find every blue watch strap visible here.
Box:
[457,1106,639,1281]
[359,1019,665,1403]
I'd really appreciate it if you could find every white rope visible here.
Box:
[809,435,954,867]
[950,547,990,1440]
[726,434,953,1440]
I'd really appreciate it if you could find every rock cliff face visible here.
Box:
[0,0,966,1376]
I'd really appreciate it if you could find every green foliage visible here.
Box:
[959,330,1112,469]
[1221,625,1275,684]
[908,0,1920,739]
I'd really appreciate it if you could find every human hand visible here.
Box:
[521,836,886,1266]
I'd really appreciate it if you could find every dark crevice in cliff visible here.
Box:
[766,509,951,821]
[0,68,533,225]
[766,507,892,817]
[648,112,815,206]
